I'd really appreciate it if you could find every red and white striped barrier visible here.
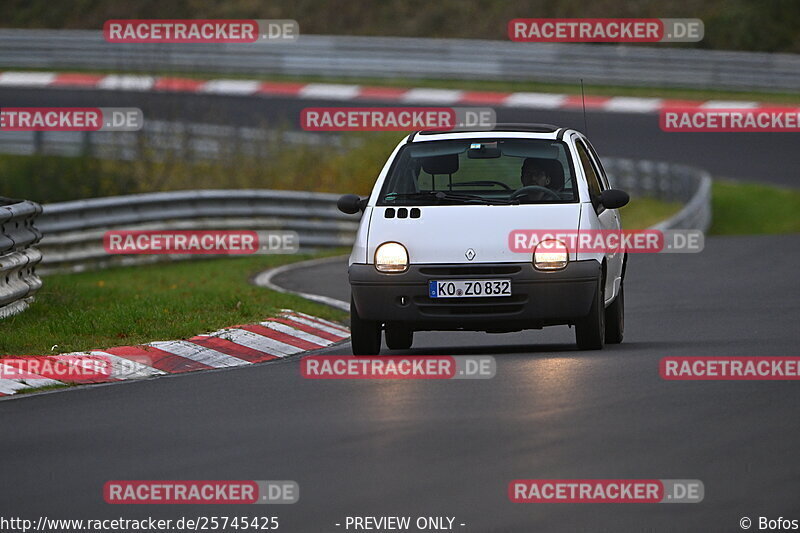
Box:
[0,71,791,114]
[0,309,348,397]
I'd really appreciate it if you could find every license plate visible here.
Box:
[428,279,511,298]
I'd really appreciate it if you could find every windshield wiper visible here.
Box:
[384,191,518,205]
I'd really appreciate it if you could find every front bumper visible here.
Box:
[349,260,600,332]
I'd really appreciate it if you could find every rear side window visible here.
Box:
[584,140,610,189]
[576,141,603,199]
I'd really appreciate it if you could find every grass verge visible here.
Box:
[0,250,349,356]
[711,180,800,235]
[13,383,72,395]
[620,197,683,229]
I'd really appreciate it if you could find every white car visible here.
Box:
[338,124,629,355]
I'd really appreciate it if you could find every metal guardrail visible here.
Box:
[0,197,43,318]
[0,120,352,161]
[36,157,711,273]
[604,158,712,231]
[36,190,359,272]
[1,29,798,92]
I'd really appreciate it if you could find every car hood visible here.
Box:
[367,204,582,264]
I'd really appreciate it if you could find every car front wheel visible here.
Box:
[575,275,605,350]
[604,283,624,344]
[350,296,381,355]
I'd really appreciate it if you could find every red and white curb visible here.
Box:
[0,71,793,114]
[0,309,349,397]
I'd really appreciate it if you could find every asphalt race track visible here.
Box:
[1,85,799,531]
[1,86,799,186]
[2,234,799,531]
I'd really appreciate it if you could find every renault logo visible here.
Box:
[465,248,476,261]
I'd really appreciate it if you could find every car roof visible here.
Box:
[408,123,579,143]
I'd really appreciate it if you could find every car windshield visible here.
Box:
[378,138,578,206]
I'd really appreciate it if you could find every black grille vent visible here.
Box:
[383,208,421,218]
[419,265,522,276]
[414,295,527,316]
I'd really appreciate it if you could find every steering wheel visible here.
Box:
[510,185,561,202]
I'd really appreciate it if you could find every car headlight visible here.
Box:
[375,242,409,273]
[534,239,568,270]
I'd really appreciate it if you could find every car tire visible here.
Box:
[575,275,605,350]
[385,325,413,350]
[350,296,381,355]
[604,283,624,344]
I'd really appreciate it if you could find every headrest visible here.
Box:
[421,153,459,175]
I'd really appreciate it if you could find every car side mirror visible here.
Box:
[599,189,630,209]
[337,194,366,214]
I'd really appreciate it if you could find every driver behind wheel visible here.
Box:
[517,157,565,201]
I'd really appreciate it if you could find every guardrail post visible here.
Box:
[0,198,43,319]
[80,131,92,158]
[32,130,43,155]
